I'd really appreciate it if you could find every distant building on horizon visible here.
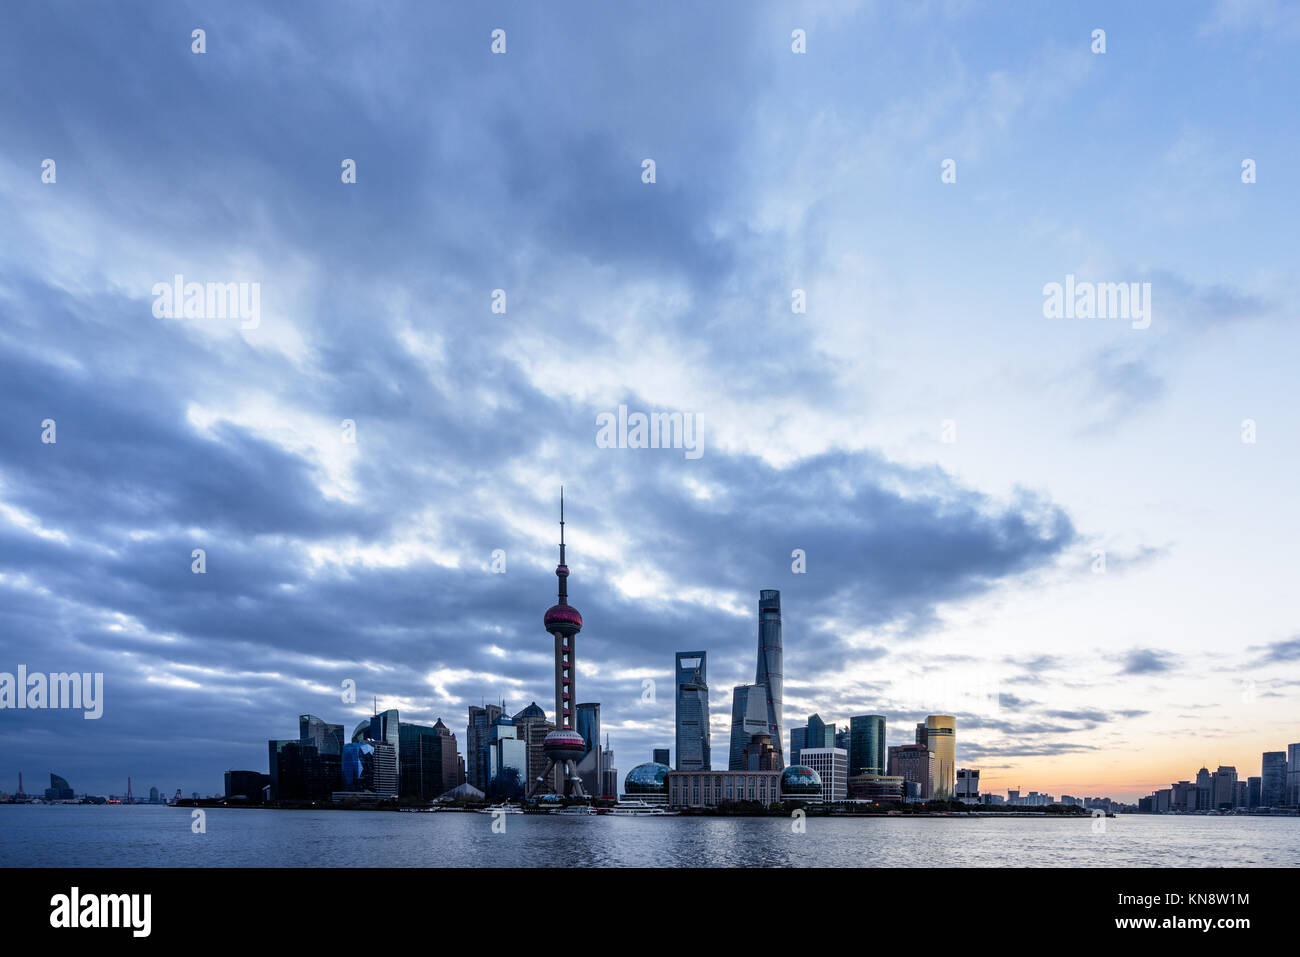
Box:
[45,773,74,801]
[674,652,711,772]
[1261,751,1286,807]
[1288,743,1300,805]
[955,768,980,801]
[653,748,670,766]
[1195,765,1212,810]
[1211,765,1238,810]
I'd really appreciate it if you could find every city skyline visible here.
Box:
[1,3,1298,807]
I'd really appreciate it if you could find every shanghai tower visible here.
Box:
[756,589,784,766]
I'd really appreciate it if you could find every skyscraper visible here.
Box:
[486,712,529,798]
[467,703,504,791]
[299,714,344,755]
[1195,765,1212,810]
[530,490,589,798]
[653,748,670,766]
[790,726,806,768]
[675,652,711,771]
[923,715,956,799]
[887,744,933,800]
[369,709,401,790]
[805,714,834,749]
[1211,765,1238,810]
[755,590,785,766]
[399,719,461,801]
[1261,751,1286,807]
[1288,743,1300,805]
[834,728,850,755]
[601,736,618,800]
[729,684,768,770]
[742,733,781,771]
[800,747,849,801]
[513,702,557,795]
[576,701,604,795]
[850,715,886,776]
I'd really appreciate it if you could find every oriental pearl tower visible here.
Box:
[530,489,589,799]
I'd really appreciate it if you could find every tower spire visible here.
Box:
[556,487,569,605]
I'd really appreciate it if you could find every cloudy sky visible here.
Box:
[1,1,1297,803]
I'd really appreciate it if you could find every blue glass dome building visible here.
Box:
[780,764,823,802]
[623,762,671,795]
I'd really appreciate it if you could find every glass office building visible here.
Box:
[728,684,768,770]
[466,704,503,791]
[790,726,806,768]
[923,715,957,799]
[675,651,711,771]
[850,715,886,776]
[1261,751,1286,807]
[576,702,603,796]
[299,714,344,755]
[399,719,461,801]
[45,773,74,801]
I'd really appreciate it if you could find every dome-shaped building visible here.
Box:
[619,762,671,805]
[780,764,823,803]
[512,701,547,722]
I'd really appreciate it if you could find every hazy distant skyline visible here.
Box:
[1,2,1298,802]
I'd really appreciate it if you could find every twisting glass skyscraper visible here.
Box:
[675,652,711,771]
[756,590,784,766]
